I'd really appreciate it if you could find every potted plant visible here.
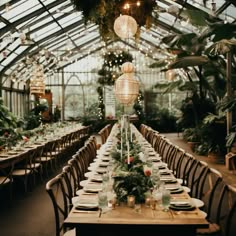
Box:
[182,127,201,152]
[201,113,227,163]
[225,124,236,153]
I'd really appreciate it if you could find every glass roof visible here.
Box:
[0,0,235,85]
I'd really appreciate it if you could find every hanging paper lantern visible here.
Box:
[114,73,139,105]
[121,62,135,73]
[114,15,138,39]
[30,64,45,95]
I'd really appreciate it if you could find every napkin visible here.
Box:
[96,168,108,174]
[91,174,103,182]
[165,185,180,190]
[84,184,103,193]
[169,201,195,211]
[170,201,191,206]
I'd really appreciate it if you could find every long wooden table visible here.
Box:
[0,125,89,169]
[64,124,209,236]
[65,201,208,236]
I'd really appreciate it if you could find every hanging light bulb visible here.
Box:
[19,32,26,44]
[211,0,216,12]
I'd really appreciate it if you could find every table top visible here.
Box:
[65,202,208,227]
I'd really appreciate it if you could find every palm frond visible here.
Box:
[206,39,236,55]
[168,56,209,69]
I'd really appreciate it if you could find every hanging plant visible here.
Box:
[71,0,157,41]
[98,50,133,86]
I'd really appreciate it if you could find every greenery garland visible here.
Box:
[71,0,157,41]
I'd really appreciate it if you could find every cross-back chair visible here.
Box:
[46,173,75,236]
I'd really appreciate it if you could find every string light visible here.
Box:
[211,0,216,12]
[5,3,10,12]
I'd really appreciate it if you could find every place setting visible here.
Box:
[83,182,103,193]
[169,199,196,211]
[72,196,99,212]
[164,184,184,194]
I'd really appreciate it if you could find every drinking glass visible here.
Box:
[162,188,171,211]
[151,166,160,189]
[98,190,108,213]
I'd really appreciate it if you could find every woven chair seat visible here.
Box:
[12,169,32,176]
[26,163,41,169]
[0,176,11,185]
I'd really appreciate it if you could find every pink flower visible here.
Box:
[22,136,29,142]
[125,156,134,163]
[144,169,151,177]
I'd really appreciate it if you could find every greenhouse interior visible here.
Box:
[0,1,236,236]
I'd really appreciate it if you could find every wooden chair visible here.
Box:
[36,140,57,177]
[197,183,236,236]
[46,173,75,236]
[163,142,177,168]
[27,145,44,184]
[223,185,236,236]
[68,158,84,193]
[0,166,13,200]
[11,151,35,193]
[63,164,79,201]
[158,137,169,157]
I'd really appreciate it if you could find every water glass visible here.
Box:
[98,190,108,212]
[102,172,109,183]
[162,189,171,211]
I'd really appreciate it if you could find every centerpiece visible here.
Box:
[111,116,153,204]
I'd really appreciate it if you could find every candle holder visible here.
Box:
[127,195,135,208]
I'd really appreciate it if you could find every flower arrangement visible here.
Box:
[22,135,29,146]
[112,127,152,204]
[0,131,21,150]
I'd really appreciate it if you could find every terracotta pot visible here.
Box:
[208,152,224,164]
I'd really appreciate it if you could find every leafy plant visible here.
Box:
[182,127,201,142]
[225,124,236,149]
[23,100,48,130]
[200,113,227,155]
[0,97,24,147]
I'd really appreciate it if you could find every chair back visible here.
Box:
[217,184,236,236]
[46,173,71,236]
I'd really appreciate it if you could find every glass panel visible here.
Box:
[33,23,60,41]
[0,22,6,28]
[2,0,41,22]
[187,0,225,12]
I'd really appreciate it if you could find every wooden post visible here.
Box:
[226,51,232,136]
[61,69,65,121]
